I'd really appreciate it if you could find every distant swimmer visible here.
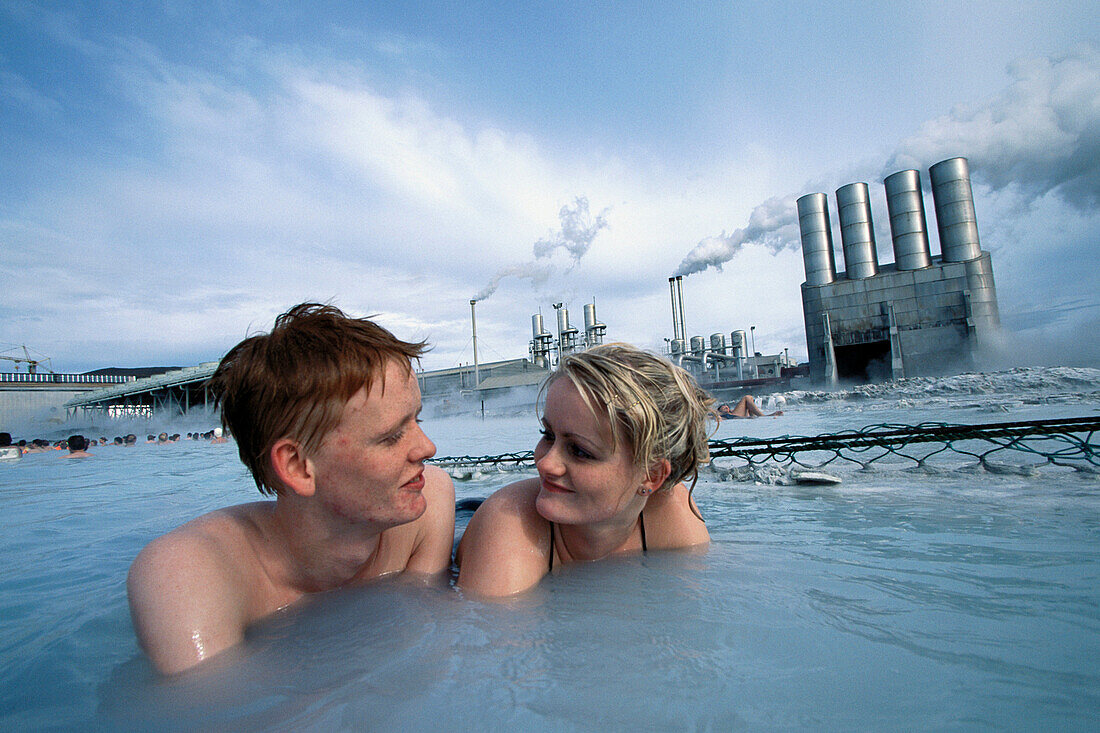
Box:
[210,427,228,444]
[61,435,93,459]
[126,303,455,675]
[716,395,782,419]
[0,432,20,461]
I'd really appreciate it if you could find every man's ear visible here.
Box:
[270,438,315,497]
[640,458,672,495]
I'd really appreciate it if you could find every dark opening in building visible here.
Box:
[834,340,893,382]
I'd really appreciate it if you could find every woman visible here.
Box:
[456,343,714,596]
[716,395,782,419]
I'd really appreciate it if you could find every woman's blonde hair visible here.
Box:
[541,342,716,493]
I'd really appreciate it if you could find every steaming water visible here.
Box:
[2,367,1099,730]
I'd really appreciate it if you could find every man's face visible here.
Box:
[308,359,436,528]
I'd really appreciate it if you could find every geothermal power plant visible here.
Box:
[46,155,1002,427]
[798,156,999,383]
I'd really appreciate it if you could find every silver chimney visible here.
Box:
[929,156,981,262]
[797,192,838,286]
[836,182,879,279]
[884,169,932,270]
[668,276,687,355]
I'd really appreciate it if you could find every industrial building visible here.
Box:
[798,156,1000,383]
[528,301,606,368]
[1,372,136,427]
[661,275,798,391]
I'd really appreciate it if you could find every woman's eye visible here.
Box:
[383,430,405,445]
[569,444,593,460]
[539,428,554,442]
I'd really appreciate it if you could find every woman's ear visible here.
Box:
[270,438,316,497]
[640,458,672,495]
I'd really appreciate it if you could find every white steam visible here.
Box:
[677,45,1100,277]
[674,194,800,276]
[474,196,610,301]
[887,45,1100,207]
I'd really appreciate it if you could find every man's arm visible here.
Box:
[455,480,548,597]
[126,528,252,674]
[404,465,456,574]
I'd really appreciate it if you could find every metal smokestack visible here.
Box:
[797,192,838,286]
[469,300,480,387]
[668,276,688,354]
[836,182,880,279]
[929,156,981,262]
[884,169,932,270]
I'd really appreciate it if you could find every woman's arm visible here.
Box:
[456,480,550,597]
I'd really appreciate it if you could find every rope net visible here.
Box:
[430,416,1100,474]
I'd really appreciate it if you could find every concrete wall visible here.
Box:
[802,251,999,381]
[0,383,101,431]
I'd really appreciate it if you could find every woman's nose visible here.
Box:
[535,443,564,476]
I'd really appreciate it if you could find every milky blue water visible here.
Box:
[2,380,1099,730]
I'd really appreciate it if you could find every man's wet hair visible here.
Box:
[208,302,427,495]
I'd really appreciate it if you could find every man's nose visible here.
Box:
[410,423,436,462]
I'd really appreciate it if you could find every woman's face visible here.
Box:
[534,377,646,526]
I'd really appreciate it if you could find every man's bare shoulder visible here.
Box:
[423,465,455,503]
[391,466,455,575]
[126,502,275,674]
[133,503,271,567]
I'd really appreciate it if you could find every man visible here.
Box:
[61,434,93,458]
[127,303,455,674]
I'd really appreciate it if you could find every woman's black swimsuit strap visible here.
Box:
[548,511,646,573]
[549,521,555,572]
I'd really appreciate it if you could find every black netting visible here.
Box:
[431,417,1100,473]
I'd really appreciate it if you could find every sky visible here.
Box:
[2,1,1099,374]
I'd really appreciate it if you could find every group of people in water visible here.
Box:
[64,302,780,675]
[0,428,229,459]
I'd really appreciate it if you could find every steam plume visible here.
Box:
[674,195,799,276]
[887,45,1100,207]
[676,45,1100,277]
[474,196,610,301]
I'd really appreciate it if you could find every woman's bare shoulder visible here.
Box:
[455,478,549,596]
[644,482,710,550]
